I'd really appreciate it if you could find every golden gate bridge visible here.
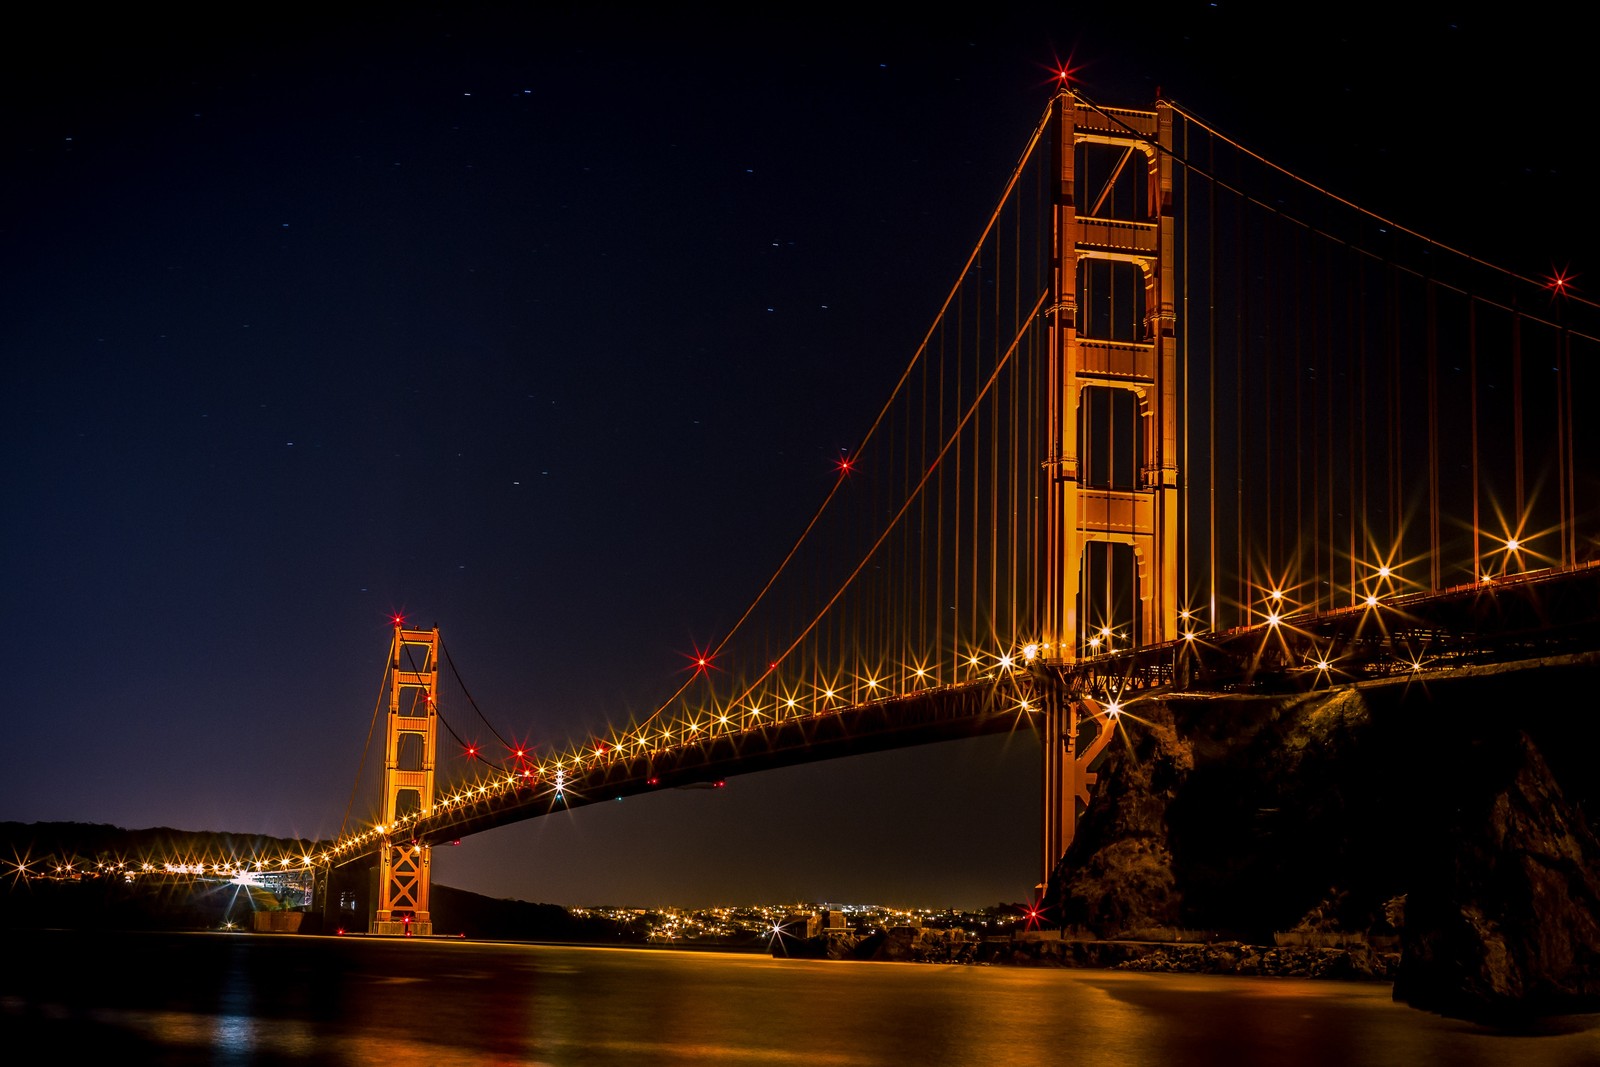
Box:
[32,85,1599,933]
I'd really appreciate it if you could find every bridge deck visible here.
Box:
[328,564,1600,867]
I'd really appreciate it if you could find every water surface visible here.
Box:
[3,931,1595,1065]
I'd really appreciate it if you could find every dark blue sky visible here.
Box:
[4,7,1588,908]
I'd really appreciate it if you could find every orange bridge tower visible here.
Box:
[1041,88,1180,885]
[373,624,439,936]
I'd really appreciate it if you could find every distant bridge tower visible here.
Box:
[374,624,439,936]
[1040,90,1180,884]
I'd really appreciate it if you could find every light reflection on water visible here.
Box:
[3,932,1596,1066]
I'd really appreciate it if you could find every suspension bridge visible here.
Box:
[37,85,1600,933]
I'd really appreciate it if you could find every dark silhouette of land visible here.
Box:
[0,821,636,943]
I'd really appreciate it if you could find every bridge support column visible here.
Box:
[1044,90,1180,661]
[374,624,439,936]
[1041,691,1118,892]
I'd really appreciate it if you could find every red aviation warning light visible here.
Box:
[1044,49,1081,89]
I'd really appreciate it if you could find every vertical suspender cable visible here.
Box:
[1008,188,1019,641]
[1426,281,1440,590]
[1207,135,1218,628]
[1513,310,1525,537]
[1387,271,1401,563]
[1082,269,1093,648]
[1563,327,1575,566]
[991,230,1000,642]
[1469,299,1480,581]
[917,303,928,665]
[1556,322,1570,566]
[1235,185,1247,621]
[1358,267,1370,587]
[1106,264,1115,636]
[1347,250,1359,605]
[1314,227,1326,607]
[1293,226,1304,597]
[954,287,964,676]
[971,255,980,654]
[1107,391,1114,637]
[1263,212,1276,582]
[932,321,941,667]
[1323,238,1335,611]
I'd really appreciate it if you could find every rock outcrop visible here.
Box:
[1392,728,1600,1022]
[1045,657,1600,1022]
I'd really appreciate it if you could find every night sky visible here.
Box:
[4,8,1589,909]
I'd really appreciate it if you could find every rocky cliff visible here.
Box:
[1046,655,1600,1022]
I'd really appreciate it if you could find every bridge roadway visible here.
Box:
[1066,562,1600,698]
[334,562,1599,867]
[337,672,1043,864]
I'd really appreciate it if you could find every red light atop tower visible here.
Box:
[1043,50,1081,90]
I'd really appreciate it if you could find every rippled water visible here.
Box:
[3,930,1596,1065]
